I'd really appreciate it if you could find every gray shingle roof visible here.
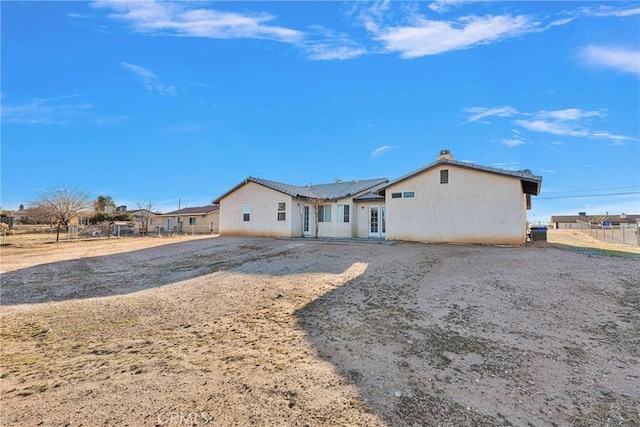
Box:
[213,177,389,203]
[383,158,542,195]
[162,205,219,216]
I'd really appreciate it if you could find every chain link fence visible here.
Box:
[576,220,639,247]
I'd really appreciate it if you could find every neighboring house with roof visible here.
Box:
[157,205,220,234]
[212,150,542,244]
[127,209,159,234]
[550,213,639,229]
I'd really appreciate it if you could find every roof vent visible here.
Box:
[437,149,453,161]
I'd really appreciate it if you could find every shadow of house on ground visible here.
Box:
[294,243,640,427]
[0,237,361,306]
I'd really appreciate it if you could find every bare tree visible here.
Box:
[306,196,326,239]
[30,186,90,242]
[135,200,154,236]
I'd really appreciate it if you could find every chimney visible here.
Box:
[437,149,453,161]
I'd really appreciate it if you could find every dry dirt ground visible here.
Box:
[1,231,638,426]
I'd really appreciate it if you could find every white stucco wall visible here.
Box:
[219,182,295,237]
[385,165,527,244]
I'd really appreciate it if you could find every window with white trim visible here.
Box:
[277,202,286,221]
[318,205,331,222]
[337,204,350,223]
[188,217,196,225]
[403,191,415,198]
[243,204,250,221]
[391,192,402,199]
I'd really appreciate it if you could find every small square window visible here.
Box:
[440,169,449,184]
[188,217,196,225]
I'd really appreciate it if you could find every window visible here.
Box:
[440,169,449,184]
[277,202,286,221]
[391,192,415,199]
[318,205,331,222]
[243,204,250,222]
[337,204,350,223]
[188,217,196,225]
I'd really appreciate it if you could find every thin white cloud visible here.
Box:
[428,0,469,14]
[371,145,396,158]
[120,62,177,96]
[304,26,367,61]
[463,106,518,124]
[374,14,538,58]
[541,169,557,174]
[514,119,635,143]
[306,44,367,61]
[1,95,94,125]
[466,106,636,144]
[578,5,640,18]
[579,45,640,76]
[500,138,525,147]
[93,0,303,43]
[354,0,391,33]
[533,108,604,121]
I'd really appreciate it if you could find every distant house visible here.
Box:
[213,150,542,244]
[127,209,159,234]
[157,205,220,234]
[551,213,639,229]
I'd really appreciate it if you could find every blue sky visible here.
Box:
[1,1,639,222]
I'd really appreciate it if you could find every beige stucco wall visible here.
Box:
[219,183,366,238]
[385,166,527,244]
[219,182,296,237]
[312,197,357,238]
[354,200,386,238]
[156,211,219,234]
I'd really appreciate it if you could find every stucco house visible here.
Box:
[213,150,542,244]
[213,178,388,238]
[157,205,220,234]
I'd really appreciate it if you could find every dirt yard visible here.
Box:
[1,232,638,426]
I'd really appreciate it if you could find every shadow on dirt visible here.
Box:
[0,237,358,305]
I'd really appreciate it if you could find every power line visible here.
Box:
[543,185,639,195]
[538,191,640,200]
